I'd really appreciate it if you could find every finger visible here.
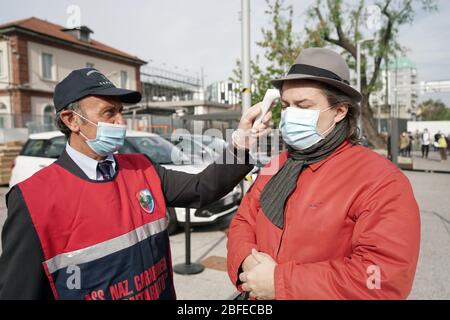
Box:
[262,111,272,124]
[251,249,264,263]
[253,249,275,264]
[239,272,248,283]
[243,104,262,123]
[241,283,251,292]
[249,291,257,299]
[254,128,271,138]
[254,114,272,132]
[254,122,271,134]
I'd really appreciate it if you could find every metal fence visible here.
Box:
[0,113,57,132]
[0,112,286,158]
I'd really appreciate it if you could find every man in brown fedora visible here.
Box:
[227,47,420,300]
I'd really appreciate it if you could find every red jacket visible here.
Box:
[227,140,420,299]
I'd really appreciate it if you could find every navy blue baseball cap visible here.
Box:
[53,68,142,112]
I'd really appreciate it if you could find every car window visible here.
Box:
[171,137,210,164]
[44,136,66,158]
[126,136,190,165]
[21,139,48,157]
[21,137,67,158]
[195,136,227,154]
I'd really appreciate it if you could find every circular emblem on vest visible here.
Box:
[136,189,155,214]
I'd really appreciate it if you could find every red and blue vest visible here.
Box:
[18,153,175,300]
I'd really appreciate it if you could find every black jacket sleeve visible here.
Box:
[0,186,54,300]
[151,145,254,209]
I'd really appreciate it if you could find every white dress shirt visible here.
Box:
[65,142,116,180]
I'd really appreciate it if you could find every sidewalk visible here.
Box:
[373,149,450,172]
[410,150,450,172]
[170,217,237,300]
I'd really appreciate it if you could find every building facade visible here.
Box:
[0,17,146,131]
[206,81,240,106]
[370,57,419,125]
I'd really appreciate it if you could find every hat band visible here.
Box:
[287,64,349,85]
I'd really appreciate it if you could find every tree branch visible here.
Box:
[353,0,365,45]
[395,0,413,20]
[325,0,357,57]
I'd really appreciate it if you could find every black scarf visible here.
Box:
[260,120,348,229]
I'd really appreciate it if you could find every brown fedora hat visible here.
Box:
[271,47,362,102]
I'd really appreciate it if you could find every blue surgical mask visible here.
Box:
[279,106,335,150]
[73,111,126,156]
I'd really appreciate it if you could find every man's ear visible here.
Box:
[60,110,80,133]
[334,104,348,123]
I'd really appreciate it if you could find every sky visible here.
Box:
[1,0,450,105]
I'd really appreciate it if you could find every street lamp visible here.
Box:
[356,38,374,137]
[241,0,251,113]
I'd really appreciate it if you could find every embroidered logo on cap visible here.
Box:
[136,189,155,214]
[86,70,112,86]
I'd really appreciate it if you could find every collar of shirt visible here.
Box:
[308,140,352,172]
[277,140,353,173]
[65,142,116,180]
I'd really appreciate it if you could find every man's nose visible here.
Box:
[114,113,127,125]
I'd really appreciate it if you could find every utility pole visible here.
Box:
[241,0,251,113]
[390,56,399,165]
[356,38,374,138]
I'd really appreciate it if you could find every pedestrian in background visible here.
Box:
[400,132,410,157]
[446,134,450,156]
[414,130,421,152]
[406,131,413,157]
[434,131,441,151]
[421,128,430,159]
[438,133,448,162]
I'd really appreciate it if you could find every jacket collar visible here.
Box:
[55,149,90,179]
[308,140,353,172]
[55,150,119,182]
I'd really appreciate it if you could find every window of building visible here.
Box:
[42,53,54,80]
[120,70,128,89]
[43,104,54,128]
[0,102,7,128]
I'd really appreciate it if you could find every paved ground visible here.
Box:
[0,169,449,299]
[411,150,450,172]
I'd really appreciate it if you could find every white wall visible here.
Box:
[0,95,12,129]
[27,41,137,93]
[0,95,11,114]
[407,121,450,137]
[0,40,11,90]
[31,96,54,116]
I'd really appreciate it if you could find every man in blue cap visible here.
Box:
[0,68,271,300]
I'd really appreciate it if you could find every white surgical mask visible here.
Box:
[73,111,126,156]
[279,106,336,150]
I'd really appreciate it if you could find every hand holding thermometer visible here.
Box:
[232,89,279,150]
[252,89,280,129]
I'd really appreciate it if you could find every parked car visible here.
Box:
[163,133,229,165]
[9,130,243,234]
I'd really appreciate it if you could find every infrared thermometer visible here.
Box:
[252,89,280,129]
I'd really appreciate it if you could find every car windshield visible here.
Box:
[193,135,227,155]
[126,136,191,165]
[19,134,193,165]
[21,136,66,158]
[170,135,227,163]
